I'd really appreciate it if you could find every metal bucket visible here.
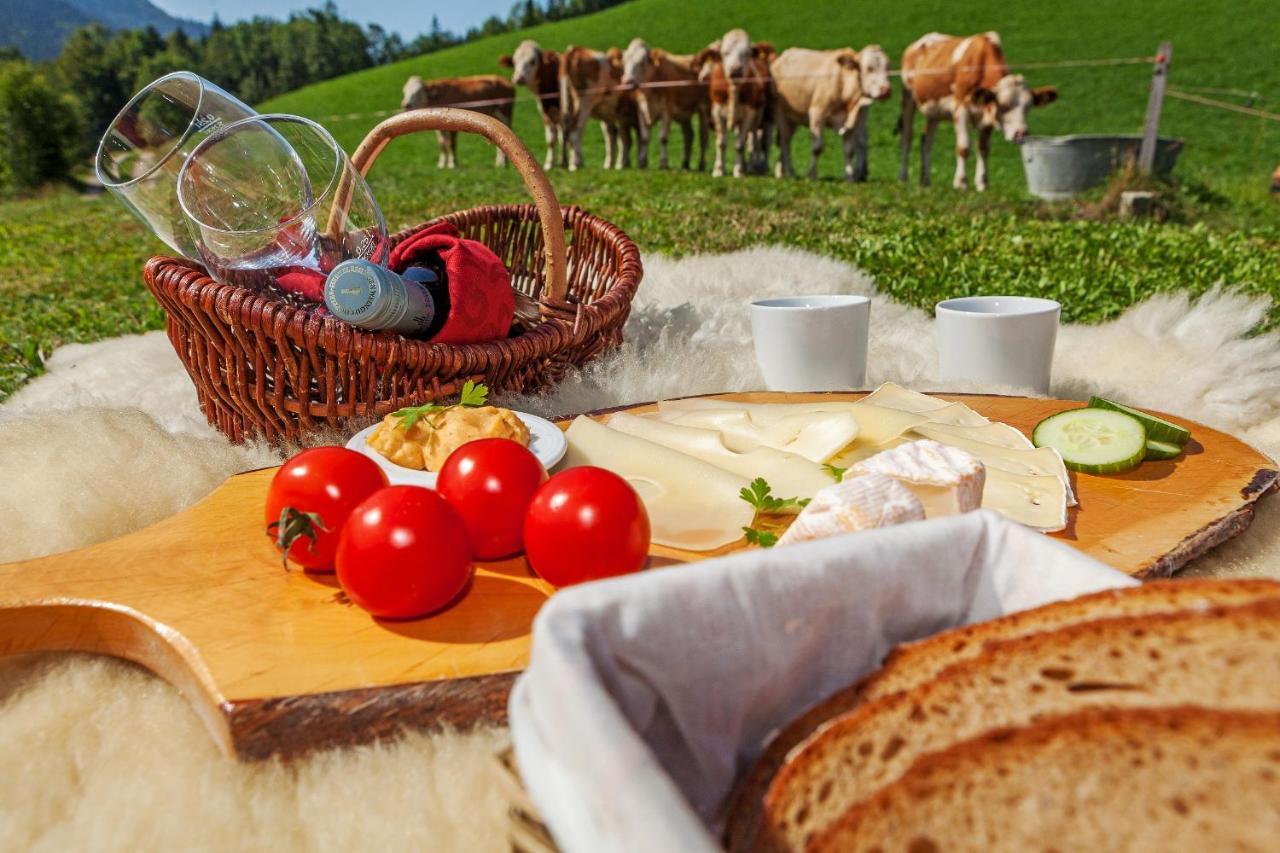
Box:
[1019,135,1184,200]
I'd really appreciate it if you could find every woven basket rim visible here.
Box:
[144,203,642,358]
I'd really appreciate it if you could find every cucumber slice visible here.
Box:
[1144,439,1184,461]
[1088,397,1190,446]
[1032,408,1147,474]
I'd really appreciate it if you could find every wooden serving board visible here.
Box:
[1,393,1275,761]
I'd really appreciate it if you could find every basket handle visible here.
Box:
[348,108,568,303]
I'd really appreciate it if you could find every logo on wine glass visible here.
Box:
[355,232,378,259]
[194,113,225,134]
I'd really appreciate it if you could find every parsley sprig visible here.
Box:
[393,380,488,431]
[739,477,809,549]
[822,463,847,483]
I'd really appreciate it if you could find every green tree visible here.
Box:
[0,61,85,193]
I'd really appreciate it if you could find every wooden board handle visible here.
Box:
[350,108,568,303]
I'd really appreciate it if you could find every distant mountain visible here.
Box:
[0,0,209,61]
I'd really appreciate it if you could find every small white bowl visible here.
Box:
[346,411,568,487]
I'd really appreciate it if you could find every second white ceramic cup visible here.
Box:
[750,295,871,391]
[935,296,1060,394]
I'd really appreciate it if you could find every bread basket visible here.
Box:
[143,108,642,443]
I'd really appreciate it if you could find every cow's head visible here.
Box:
[720,28,753,79]
[502,40,542,87]
[973,74,1058,142]
[620,37,651,89]
[692,46,722,82]
[400,75,426,111]
[858,44,892,101]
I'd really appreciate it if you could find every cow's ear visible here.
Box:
[498,55,513,68]
[545,49,559,62]
[607,46,622,62]
[836,51,859,70]
[752,41,775,58]
[650,48,665,65]
[693,47,719,70]
[972,87,998,105]
[1032,86,1058,106]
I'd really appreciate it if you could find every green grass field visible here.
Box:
[2,0,1279,399]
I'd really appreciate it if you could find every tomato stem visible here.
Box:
[266,507,328,570]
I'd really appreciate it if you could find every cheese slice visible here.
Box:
[850,439,985,518]
[982,467,1069,533]
[863,382,990,426]
[654,409,859,463]
[562,416,752,551]
[605,412,833,500]
[906,429,1076,506]
[912,421,1034,451]
[778,473,925,546]
[657,398,928,446]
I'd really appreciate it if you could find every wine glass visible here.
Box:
[176,114,391,307]
[95,71,257,258]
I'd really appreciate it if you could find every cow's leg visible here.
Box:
[618,123,632,169]
[675,116,691,170]
[495,110,511,167]
[635,116,650,170]
[952,109,970,189]
[897,94,916,184]
[712,110,728,177]
[436,131,448,169]
[776,116,795,178]
[806,110,825,179]
[852,107,870,182]
[697,110,709,172]
[541,119,557,170]
[659,115,674,170]
[445,132,458,169]
[733,124,748,178]
[600,121,615,169]
[568,109,590,171]
[920,117,939,187]
[976,125,993,192]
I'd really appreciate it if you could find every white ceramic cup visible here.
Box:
[935,296,1060,394]
[750,295,871,391]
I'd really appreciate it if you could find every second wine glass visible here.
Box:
[177,114,391,307]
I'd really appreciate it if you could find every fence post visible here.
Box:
[1138,42,1172,174]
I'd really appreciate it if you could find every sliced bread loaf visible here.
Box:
[759,597,1280,851]
[723,578,1280,852]
[809,706,1280,853]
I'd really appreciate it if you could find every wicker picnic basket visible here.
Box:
[143,108,642,444]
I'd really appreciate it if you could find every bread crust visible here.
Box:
[723,579,1280,852]
[809,706,1280,853]
[757,594,1280,851]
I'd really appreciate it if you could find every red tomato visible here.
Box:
[336,485,474,619]
[436,439,548,560]
[522,467,650,588]
[264,446,387,571]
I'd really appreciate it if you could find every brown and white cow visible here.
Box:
[618,38,709,171]
[693,30,775,178]
[400,74,515,168]
[559,45,640,170]
[898,31,1058,191]
[771,45,892,181]
[499,40,566,170]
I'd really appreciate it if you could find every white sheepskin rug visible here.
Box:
[2,246,1278,850]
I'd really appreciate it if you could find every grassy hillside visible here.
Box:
[3,0,1280,399]
[264,0,1280,199]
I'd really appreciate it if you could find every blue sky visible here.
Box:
[149,0,517,40]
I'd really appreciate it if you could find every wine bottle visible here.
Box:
[323,259,444,337]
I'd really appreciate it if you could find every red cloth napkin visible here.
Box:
[389,222,515,345]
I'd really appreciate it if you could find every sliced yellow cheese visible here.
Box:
[982,467,1069,532]
[912,421,1034,451]
[605,412,833,500]
[562,416,752,551]
[653,409,859,463]
[912,430,1076,507]
[657,398,928,446]
[863,382,990,426]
